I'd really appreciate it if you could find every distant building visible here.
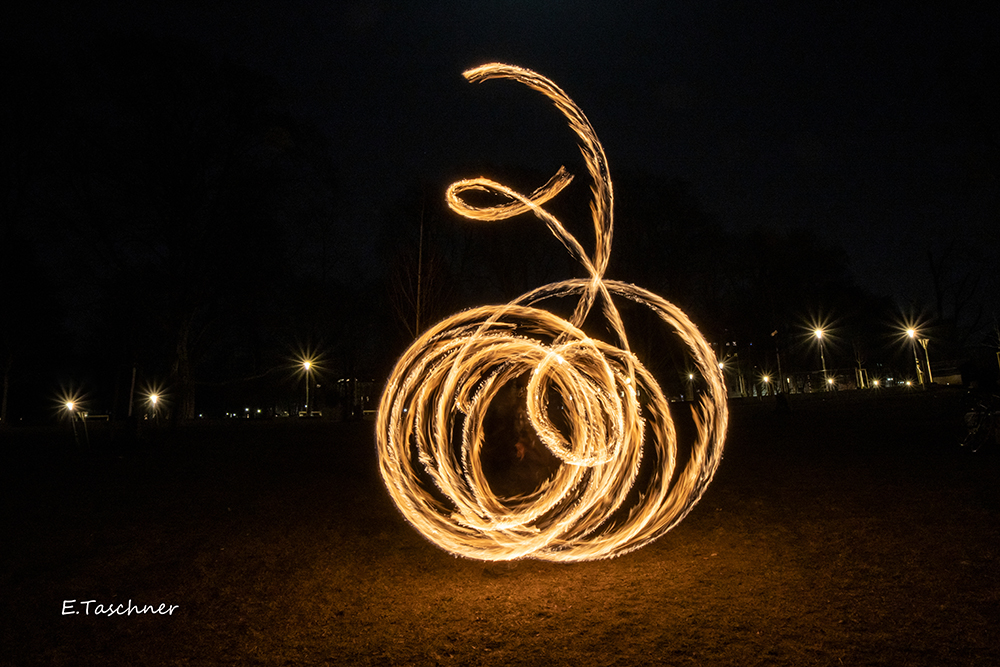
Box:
[336,378,376,420]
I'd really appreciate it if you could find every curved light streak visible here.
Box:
[376,63,728,561]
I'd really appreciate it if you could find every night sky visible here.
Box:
[5,1,999,412]
[10,1,997,295]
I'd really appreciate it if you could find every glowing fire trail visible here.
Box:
[376,63,728,561]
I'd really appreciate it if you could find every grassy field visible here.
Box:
[2,387,998,666]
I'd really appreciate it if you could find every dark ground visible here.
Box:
[2,387,998,666]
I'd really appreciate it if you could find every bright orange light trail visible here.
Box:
[376,63,728,561]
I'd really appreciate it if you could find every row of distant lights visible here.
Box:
[64,401,276,419]
[62,358,320,417]
[687,372,910,388]
[63,337,923,416]
[682,325,928,388]
[224,408,263,418]
[64,393,160,415]
[812,325,926,347]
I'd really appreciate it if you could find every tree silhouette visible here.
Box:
[927,241,987,353]
[385,184,459,342]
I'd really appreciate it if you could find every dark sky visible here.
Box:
[10,0,999,305]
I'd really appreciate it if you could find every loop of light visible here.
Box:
[376,63,728,561]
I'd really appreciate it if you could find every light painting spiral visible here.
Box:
[376,63,728,562]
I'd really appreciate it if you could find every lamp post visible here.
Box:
[64,399,89,448]
[148,393,159,421]
[65,401,79,445]
[906,328,925,385]
[919,337,933,384]
[302,360,312,417]
[814,329,829,391]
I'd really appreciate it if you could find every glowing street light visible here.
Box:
[814,328,829,391]
[906,328,935,385]
[906,327,925,385]
[62,396,89,447]
[302,360,313,417]
[292,353,322,417]
[64,401,79,444]
[920,338,934,383]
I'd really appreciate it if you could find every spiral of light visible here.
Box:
[376,63,728,562]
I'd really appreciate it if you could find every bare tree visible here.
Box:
[927,241,986,350]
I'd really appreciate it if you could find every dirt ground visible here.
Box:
[2,387,998,666]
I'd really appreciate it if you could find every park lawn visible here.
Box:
[2,388,998,666]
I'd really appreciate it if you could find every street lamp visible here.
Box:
[906,328,925,385]
[63,397,89,447]
[919,337,933,384]
[716,360,728,396]
[302,360,312,417]
[814,328,829,391]
[64,401,79,445]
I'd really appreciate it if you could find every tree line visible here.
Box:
[2,34,996,424]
